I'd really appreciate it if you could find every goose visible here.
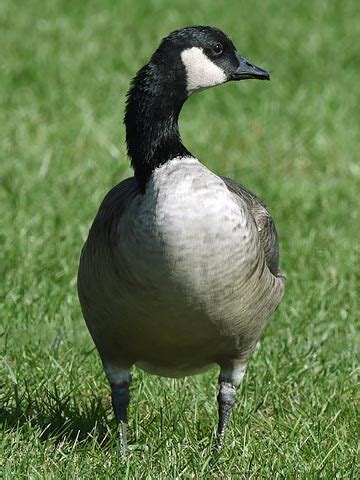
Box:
[77,25,285,453]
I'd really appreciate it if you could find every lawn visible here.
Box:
[1,0,359,477]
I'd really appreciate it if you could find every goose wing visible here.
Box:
[220,176,281,277]
[86,177,140,244]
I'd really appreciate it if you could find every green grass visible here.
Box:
[1,0,359,477]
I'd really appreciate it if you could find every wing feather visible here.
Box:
[221,176,281,277]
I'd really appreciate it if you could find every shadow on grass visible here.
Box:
[0,383,111,444]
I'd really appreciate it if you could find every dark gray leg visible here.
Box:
[217,382,237,447]
[104,364,131,456]
[216,362,246,448]
[111,382,130,455]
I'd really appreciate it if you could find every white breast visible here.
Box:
[116,157,261,317]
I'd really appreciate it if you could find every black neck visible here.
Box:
[124,61,190,192]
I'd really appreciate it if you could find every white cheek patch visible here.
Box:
[181,47,227,94]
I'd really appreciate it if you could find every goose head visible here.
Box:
[125,26,270,191]
[152,26,270,95]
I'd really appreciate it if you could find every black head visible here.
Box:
[152,26,270,95]
[125,26,270,191]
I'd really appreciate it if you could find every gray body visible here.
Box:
[78,157,285,379]
[77,26,286,450]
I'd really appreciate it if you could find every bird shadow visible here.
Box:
[0,382,111,445]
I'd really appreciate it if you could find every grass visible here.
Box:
[1,0,359,477]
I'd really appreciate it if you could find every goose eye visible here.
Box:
[212,43,223,55]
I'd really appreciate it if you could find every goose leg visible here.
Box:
[217,382,237,445]
[104,364,131,455]
[216,363,246,448]
[111,382,130,455]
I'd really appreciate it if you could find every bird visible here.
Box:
[77,25,285,453]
